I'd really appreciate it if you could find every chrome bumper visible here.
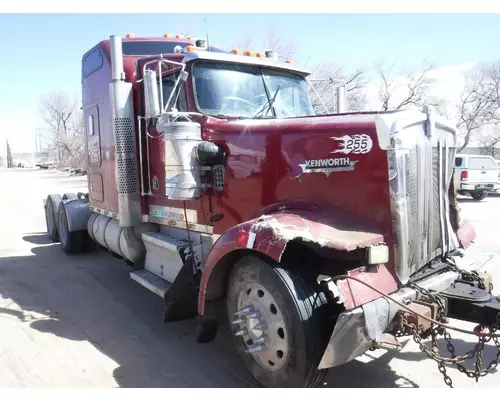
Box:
[318,254,498,370]
[460,183,500,191]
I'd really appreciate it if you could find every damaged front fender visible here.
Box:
[198,207,387,315]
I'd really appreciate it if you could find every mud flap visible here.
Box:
[162,254,200,322]
[196,300,219,343]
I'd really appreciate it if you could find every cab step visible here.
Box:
[130,269,172,297]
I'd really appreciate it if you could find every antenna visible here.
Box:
[204,18,210,49]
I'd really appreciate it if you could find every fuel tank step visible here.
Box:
[141,232,191,283]
[130,269,172,297]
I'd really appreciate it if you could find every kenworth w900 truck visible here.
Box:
[43,33,500,388]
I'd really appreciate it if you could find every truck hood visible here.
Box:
[199,112,395,263]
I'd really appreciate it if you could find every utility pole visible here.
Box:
[34,129,44,161]
[6,139,12,168]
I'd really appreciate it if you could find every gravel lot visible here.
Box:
[0,167,499,388]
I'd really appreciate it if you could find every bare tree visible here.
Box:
[264,27,297,61]
[428,96,452,119]
[375,60,435,111]
[173,25,195,38]
[38,91,85,169]
[455,65,494,152]
[309,62,367,113]
[230,26,297,58]
[230,35,253,52]
[477,129,500,158]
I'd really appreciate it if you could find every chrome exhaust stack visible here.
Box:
[336,84,347,113]
[109,35,141,228]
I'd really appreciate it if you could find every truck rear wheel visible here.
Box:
[57,201,84,254]
[226,255,331,388]
[62,193,78,200]
[471,191,487,201]
[45,194,62,242]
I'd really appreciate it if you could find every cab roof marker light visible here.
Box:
[195,39,208,48]
[231,49,243,55]
[126,33,135,38]
[164,33,173,38]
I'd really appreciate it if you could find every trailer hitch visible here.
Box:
[328,269,500,387]
[441,280,500,327]
[402,273,500,388]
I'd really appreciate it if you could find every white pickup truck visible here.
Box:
[454,154,500,200]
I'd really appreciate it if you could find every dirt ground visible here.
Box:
[0,167,499,388]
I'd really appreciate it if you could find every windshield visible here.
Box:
[192,61,315,118]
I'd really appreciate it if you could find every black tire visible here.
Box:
[82,234,99,252]
[45,194,62,242]
[57,201,84,254]
[226,255,332,388]
[62,193,78,200]
[471,191,487,201]
[83,212,99,252]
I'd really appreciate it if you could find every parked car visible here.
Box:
[495,159,500,193]
[454,154,500,200]
[38,161,55,169]
[15,159,28,168]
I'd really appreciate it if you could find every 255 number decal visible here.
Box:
[331,134,373,155]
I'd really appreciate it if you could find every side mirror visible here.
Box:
[143,66,189,118]
[144,69,160,118]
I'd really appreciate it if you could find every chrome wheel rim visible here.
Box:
[233,282,289,371]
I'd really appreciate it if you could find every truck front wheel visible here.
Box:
[226,255,332,388]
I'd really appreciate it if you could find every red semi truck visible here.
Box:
[43,34,500,388]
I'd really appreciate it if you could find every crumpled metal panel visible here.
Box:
[318,268,463,370]
[318,308,372,369]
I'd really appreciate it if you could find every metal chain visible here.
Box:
[403,269,500,388]
[448,263,487,291]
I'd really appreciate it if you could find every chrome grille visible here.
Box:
[387,108,458,283]
[406,147,419,270]
[431,147,441,254]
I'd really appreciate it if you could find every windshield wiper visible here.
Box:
[252,84,281,119]
[213,114,248,120]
